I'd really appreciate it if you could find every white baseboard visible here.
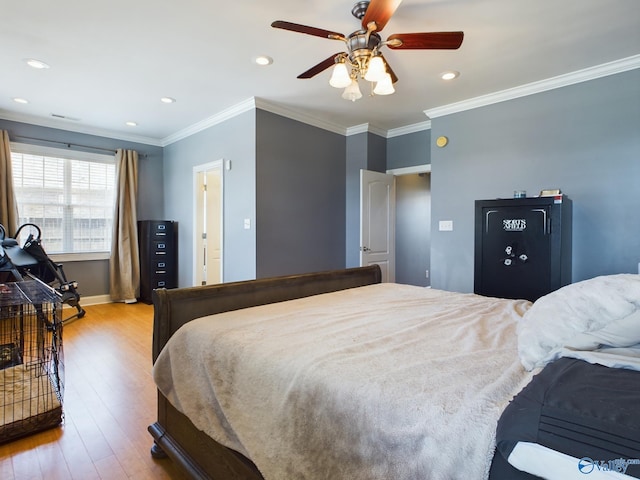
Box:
[63,294,111,307]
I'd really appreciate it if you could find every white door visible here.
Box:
[360,169,396,282]
[193,161,223,286]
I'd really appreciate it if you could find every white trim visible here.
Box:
[192,160,224,287]
[162,99,257,146]
[254,98,349,136]
[345,124,369,136]
[386,121,431,138]
[425,54,640,119]
[344,123,390,138]
[0,109,163,146]
[2,56,636,145]
[387,164,431,176]
[50,252,110,262]
[69,294,111,306]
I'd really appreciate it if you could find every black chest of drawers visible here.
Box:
[138,220,178,304]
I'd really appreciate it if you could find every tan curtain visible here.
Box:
[109,149,140,303]
[0,131,19,236]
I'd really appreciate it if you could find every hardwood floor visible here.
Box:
[0,302,186,479]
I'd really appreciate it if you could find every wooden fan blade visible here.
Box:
[387,32,464,50]
[297,54,342,79]
[271,21,346,41]
[380,54,398,83]
[361,0,403,32]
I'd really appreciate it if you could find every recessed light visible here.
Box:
[125,121,138,127]
[440,70,460,81]
[254,55,273,66]
[160,97,176,104]
[25,59,50,69]
[13,97,29,104]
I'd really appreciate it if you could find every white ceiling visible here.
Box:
[1,0,639,145]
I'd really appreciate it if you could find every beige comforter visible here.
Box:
[153,283,533,480]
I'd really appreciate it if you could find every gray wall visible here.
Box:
[162,110,257,286]
[6,68,637,297]
[387,129,430,169]
[0,119,164,296]
[430,69,640,293]
[396,173,431,286]
[255,110,346,277]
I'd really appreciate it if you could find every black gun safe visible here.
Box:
[474,195,572,302]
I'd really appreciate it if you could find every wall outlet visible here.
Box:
[425,270,429,279]
[439,220,454,231]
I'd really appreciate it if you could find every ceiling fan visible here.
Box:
[271,0,464,101]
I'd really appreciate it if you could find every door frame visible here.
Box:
[386,164,431,176]
[192,160,224,286]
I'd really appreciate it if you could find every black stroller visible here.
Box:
[0,223,85,322]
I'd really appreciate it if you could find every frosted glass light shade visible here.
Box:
[373,73,395,95]
[342,79,363,102]
[364,55,386,82]
[329,62,351,88]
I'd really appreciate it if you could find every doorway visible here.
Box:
[395,172,431,286]
[359,165,431,286]
[193,161,223,286]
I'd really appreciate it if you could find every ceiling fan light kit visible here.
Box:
[342,79,364,102]
[363,55,387,82]
[373,73,395,95]
[329,59,352,88]
[272,0,463,102]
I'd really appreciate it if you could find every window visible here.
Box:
[10,143,116,258]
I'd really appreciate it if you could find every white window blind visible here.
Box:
[10,143,116,255]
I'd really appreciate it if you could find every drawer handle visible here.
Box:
[155,270,166,274]
[157,281,166,287]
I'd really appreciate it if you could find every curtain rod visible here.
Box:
[12,135,118,155]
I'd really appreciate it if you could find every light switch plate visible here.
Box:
[439,220,453,231]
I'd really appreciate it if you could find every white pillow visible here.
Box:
[517,274,640,370]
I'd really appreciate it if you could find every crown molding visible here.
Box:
[254,98,348,136]
[387,121,431,138]
[345,124,369,136]
[344,123,390,137]
[4,56,636,147]
[346,122,430,138]
[161,98,257,146]
[425,54,640,119]
[0,109,163,146]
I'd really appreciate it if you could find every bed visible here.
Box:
[148,265,640,480]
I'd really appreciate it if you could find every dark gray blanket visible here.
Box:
[494,358,640,478]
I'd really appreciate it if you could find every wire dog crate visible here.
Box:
[0,279,64,443]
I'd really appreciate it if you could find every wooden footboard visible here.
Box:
[148,265,382,479]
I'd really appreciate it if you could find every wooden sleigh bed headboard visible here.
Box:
[148,265,382,479]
